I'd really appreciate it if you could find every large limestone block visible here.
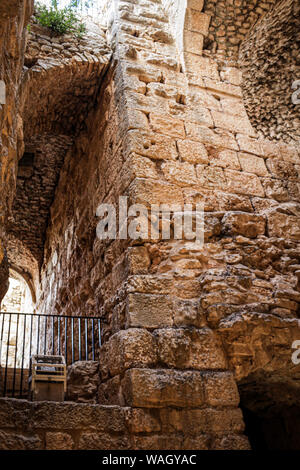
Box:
[211,110,256,137]
[210,149,240,170]
[127,408,161,434]
[129,178,184,206]
[185,54,219,80]
[45,432,74,450]
[161,160,197,185]
[154,327,227,370]
[99,328,158,378]
[149,113,186,139]
[177,139,209,164]
[238,152,269,176]
[126,129,178,160]
[268,212,300,240]
[185,10,211,35]
[202,371,240,407]
[122,369,204,408]
[127,246,151,274]
[222,212,266,238]
[67,361,99,403]
[185,122,238,150]
[78,432,130,450]
[187,0,204,12]
[0,430,42,450]
[126,293,174,328]
[29,401,127,432]
[225,169,265,197]
[219,313,300,383]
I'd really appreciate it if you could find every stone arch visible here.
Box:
[239,0,300,143]
[6,22,111,296]
[21,23,111,138]
[176,0,298,142]
[177,0,282,71]
[6,234,39,295]
[219,312,300,449]
[3,266,36,308]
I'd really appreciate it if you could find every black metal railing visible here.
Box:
[0,312,102,398]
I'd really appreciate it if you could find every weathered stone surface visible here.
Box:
[268,212,300,240]
[0,398,130,450]
[78,432,130,450]
[201,0,277,60]
[202,372,240,407]
[0,430,42,450]
[0,0,34,302]
[212,434,251,450]
[222,212,266,238]
[1,0,299,452]
[154,327,227,370]
[45,432,74,450]
[240,0,299,143]
[238,152,269,176]
[67,361,99,403]
[29,401,127,433]
[8,135,73,272]
[127,408,161,434]
[98,376,124,407]
[225,169,265,197]
[122,369,204,408]
[23,22,111,138]
[177,139,209,164]
[99,329,157,379]
[219,313,300,385]
[127,246,151,274]
[126,293,174,328]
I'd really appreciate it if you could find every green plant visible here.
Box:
[35,0,87,37]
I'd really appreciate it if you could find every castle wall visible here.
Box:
[240,0,299,142]
[0,0,33,302]
[0,0,299,451]
[0,397,244,450]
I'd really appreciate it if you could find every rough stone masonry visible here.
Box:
[0,0,299,450]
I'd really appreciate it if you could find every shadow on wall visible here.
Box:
[239,380,300,450]
[242,405,300,450]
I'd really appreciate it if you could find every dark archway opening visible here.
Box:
[241,404,300,450]
[239,378,300,450]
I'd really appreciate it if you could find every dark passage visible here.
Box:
[241,404,300,450]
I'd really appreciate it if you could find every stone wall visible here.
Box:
[29,0,300,449]
[97,0,299,447]
[22,21,111,137]
[5,16,111,292]
[36,63,126,319]
[240,0,300,143]
[0,0,33,302]
[0,397,248,450]
[202,0,277,61]
[0,0,299,451]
